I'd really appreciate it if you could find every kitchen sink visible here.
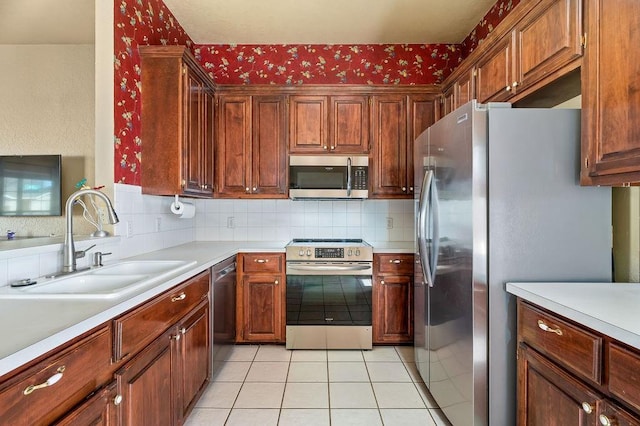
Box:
[0,260,197,300]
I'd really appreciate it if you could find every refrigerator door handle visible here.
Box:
[418,170,434,287]
[430,175,440,286]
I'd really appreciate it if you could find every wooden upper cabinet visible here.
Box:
[289,94,369,154]
[455,68,475,108]
[140,46,215,197]
[289,95,328,153]
[408,94,436,194]
[216,94,287,197]
[582,0,640,185]
[330,96,369,153]
[251,96,288,196]
[216,95,251,196]
[476,33,516,103]
[370,95,408,198]
[516,0,582,89]
[442,85,456,116]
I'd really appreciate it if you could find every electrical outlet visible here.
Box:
[126,220,133,238]
[155,217,162,232]
[96,207,106,223]
[386,217,394,229]
[227,216,235,229]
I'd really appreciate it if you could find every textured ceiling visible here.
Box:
[0,0,497,45]
[163,0,497,44]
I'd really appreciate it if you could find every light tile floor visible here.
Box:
[186,345,452,426]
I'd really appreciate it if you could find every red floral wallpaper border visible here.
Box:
[194,44,461,86]
[113,0,519,185]
[462,0,522,56]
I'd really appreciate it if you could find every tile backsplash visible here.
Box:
[0,183,414,286]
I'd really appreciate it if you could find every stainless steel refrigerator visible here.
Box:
[414,101,612,426]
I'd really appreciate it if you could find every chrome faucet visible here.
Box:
[63,189,119,273]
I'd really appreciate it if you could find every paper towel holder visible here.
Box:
[172,194,182,212]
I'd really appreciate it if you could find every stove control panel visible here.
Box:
[286,242,373,262]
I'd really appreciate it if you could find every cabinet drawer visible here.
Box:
[114,270,210,360]
[608,342,640,412]
[375,254,413,275]
[518,302,602,384]
[0,326,112,425]
[241,253,284,273]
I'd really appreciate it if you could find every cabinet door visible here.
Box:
[516,0,582,89]
[455,69,475,108]
[116,328,176,426]
[442,86,455,116]
[202,89,215,194]
[476,33,516,102]
[54,382,118,426]
[177,302,211,422]
[251,95,287,196]
[373,274,413,344]
[240,274,284,342]
[216,95,252,196]
[183,69,204,195]
[408,95,436,196]
[289,96,328,153]
[371,95,408,198]
[330,95,369,153]
[518,344,601,426]
[582,0,640,184]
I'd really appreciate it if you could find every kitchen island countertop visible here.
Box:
[506,281,640,349]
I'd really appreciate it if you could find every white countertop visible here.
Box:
[506,282,640,349]
[0,241,286,378]
[369,241,414,253]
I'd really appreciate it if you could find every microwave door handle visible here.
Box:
[346,157,352,197]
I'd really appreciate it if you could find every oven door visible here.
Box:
[286,262,373,327]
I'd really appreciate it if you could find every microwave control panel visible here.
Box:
[353,167,368,190]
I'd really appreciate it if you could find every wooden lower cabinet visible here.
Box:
[55,382,119,426]
[517,300,640,425]
[236,253,285,343]
[372,254,413,344]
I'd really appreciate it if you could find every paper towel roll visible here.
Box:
[170,200,195,219]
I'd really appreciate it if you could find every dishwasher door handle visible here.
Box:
[216,263,236,279]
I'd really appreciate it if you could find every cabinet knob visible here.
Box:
[512,81,519,88]
[581,402,594,414]
[505,85,511,92]
[171,333,181,341]
[275,279,279,285]
[380,280,385,285]
[253,187,257,192]
[246,187,250,192]
[114,394,123,406]
[402,187,407,192]
[599,415,616,426]
[180,327,187,335]
[409,187,414,192]
[331,146,335,150]
[23,366,66,395]
[323,146,328,150]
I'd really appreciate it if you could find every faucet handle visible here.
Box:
[75,244,96,260]
[93,251,112,267]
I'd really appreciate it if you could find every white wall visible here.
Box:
[0,44,96,237]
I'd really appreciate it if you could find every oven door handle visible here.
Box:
[286,264,372,272]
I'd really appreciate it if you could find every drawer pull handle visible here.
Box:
[255,259,269,263]
[537,319,563,336]
[599,414,615,426]
[171,293,186,302]
[23,366,66,395]
[390,259,402,264]
[582,402,594,414]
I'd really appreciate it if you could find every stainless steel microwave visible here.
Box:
[289,155,369,199]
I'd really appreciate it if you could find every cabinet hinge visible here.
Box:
[584,157,589,169]
[580,33,587,49]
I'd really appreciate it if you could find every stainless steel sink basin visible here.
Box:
[0,260,197,300]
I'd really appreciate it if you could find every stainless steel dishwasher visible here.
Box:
[211,255,236,376]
